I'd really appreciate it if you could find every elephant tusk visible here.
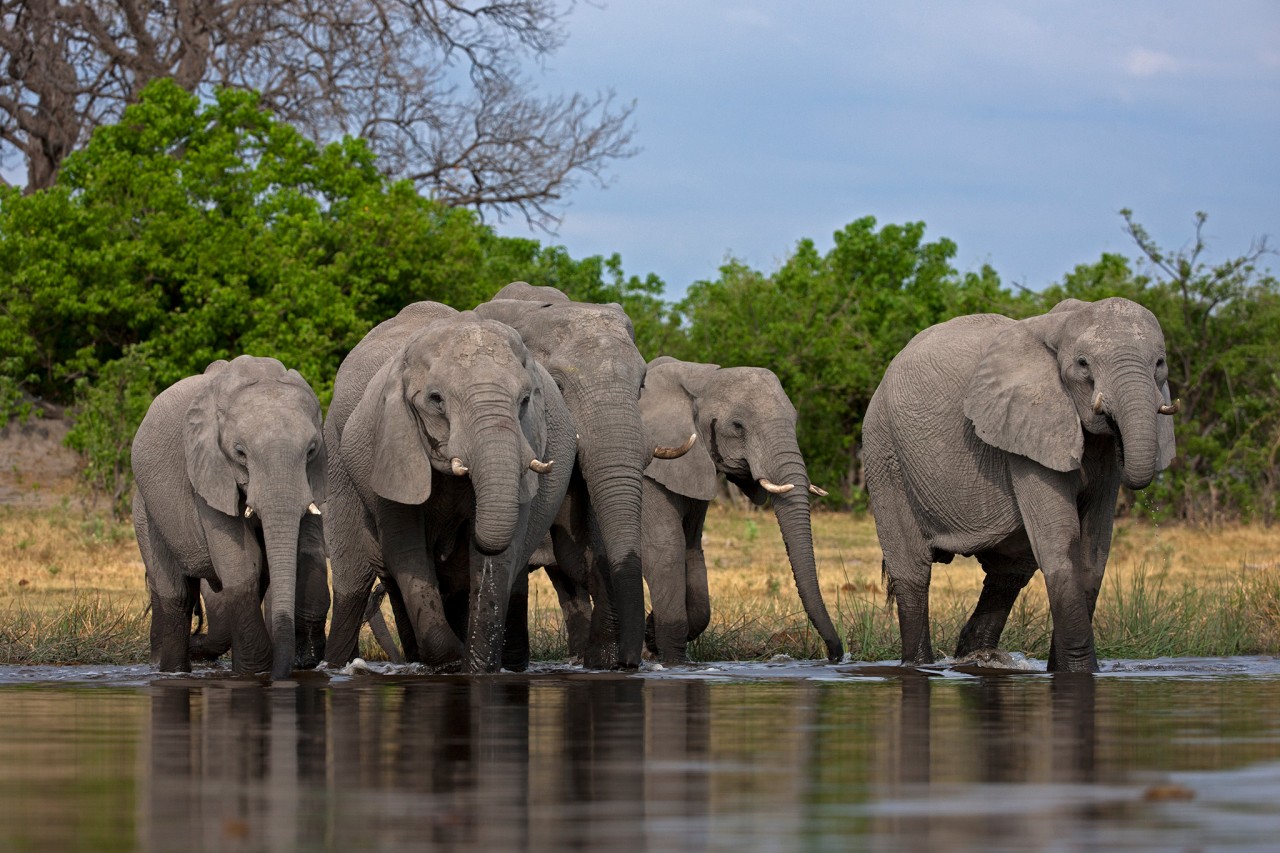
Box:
[1092,391,1104,414]
[529,458,554,474]
[451,457,469,476]
[1158,398,1181,415]
[653,433,697,460]
[758,478,795,495]
[244,505,255,519]
[307,502,321,516]
[808,484,829,497]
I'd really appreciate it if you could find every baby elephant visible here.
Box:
[132,356,329,680]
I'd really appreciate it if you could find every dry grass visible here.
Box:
[1,501,1278,665]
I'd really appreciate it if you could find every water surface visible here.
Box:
[0,657,1277,850]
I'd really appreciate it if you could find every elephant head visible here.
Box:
[476,283,651,668]
[184,355,327,680]
[964,297,1177,490]
[641,356,845,661]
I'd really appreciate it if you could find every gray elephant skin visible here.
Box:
[640,357,845,663]
[475,282,651,670]
[323,303,574,673]
[862,297,1178,672]
[131,355,329,680]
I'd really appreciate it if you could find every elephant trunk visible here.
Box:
[255,472,305,681]
[755,432,844,662]
[574,391,647,669]
[1111,368,1162,490]
[467,406,525,557]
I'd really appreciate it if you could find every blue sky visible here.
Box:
[495,1,1280,300]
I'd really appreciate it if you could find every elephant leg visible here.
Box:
[1010,458,1097,673]
[362,583,405,663]
[955,548,1036,658]
[642,481,692,663]
[135,495,195,672]
[225,580,273,675]
[584,510,623,670]
[867,458,936,665]
[683,499,712,644]
[189,580,234,661]
[293,513,329,669]
[548,525,593,661]
[502,569,530,672]
[325,469,377,667]
[383,577,420,663]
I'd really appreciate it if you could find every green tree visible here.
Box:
[678,217,1012,503]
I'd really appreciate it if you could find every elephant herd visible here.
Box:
[131,285,1177,678]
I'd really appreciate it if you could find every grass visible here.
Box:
[1,501,1278,666]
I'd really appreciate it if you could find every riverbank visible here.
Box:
[1,501,1277,665]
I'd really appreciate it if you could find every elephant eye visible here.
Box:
[233,443,247,461]
[1156,356,1165,368]
[1076,356,1089,368]
[731,419,746,434]
[306,441,318,461]
[519,394,531,418]
[426,391,445,411]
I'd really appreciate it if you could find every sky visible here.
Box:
[493,1,1280,300]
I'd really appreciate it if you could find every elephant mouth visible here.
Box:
[1105,413,1125,469]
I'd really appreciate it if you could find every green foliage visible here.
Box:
[1037,211,1280,524]
[677,217,1018,501]
[0,79,660,511]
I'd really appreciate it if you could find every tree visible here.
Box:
[1041,211,1280,524]
[678,217,1014,502]
[0,0,635,227]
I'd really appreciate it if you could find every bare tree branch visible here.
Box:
[0,0,635,226]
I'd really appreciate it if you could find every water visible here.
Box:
[1,657,1278,851]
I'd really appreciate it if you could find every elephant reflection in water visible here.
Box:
[868,674,1098,848]
[140,678,715,850]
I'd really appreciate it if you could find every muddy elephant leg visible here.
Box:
[293,513,329,669]
[868,457,936,665]
[325,469,377,667]
[547,524,594,661]
[136,495,197,673]
[955,549,1036,658]
[683,499,712,644]
[642,480,691,663]
[502,570,531,671]
[188,580,234,661]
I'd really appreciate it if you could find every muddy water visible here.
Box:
[0,658,1278,851]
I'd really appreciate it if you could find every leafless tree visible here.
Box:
[0,0,635,227]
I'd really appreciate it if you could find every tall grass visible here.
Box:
[1,503,1278,666]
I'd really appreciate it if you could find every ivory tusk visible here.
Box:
[529,458,554,474]
[653,433,697,460]
[307,502,321,516]
[758,478,795,495]
[1158,398,1181,416]
[244,506,254,519]
[451,457,469,476]
[808,484,829,497]
[1092,391,1104,414]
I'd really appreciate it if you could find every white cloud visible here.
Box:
[1125,47,1181,78]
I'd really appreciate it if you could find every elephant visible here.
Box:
[322,303,574,672]
[862,297,1178,672]
[474,282,660,670]
[639,357,845,663]
[131,355,329,680]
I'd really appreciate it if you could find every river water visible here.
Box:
[0,656,1277,851]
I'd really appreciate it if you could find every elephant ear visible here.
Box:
[285,368,329,504]
[517,360,556,504]
[184,366,242,517]
[1157,382,1177,471]
[963,322,1083,473]
[368,356,435,505]
[642,362,719,501]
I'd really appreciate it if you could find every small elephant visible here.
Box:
[863,297,1178,672]
[131,356,329,679]
[639,357,845,663]
[323,305,574,672]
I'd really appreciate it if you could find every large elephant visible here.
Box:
[131,356,329,680]
[639,357,845,663]
[323,304,574,672]
[862,297,1178,672]
[474,283,655,670]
